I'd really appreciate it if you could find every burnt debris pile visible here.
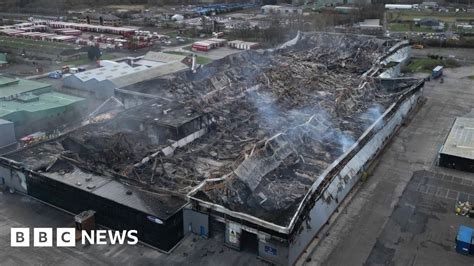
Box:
[7,33,419,225]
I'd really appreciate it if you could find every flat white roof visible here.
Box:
[193,41,212,46]
[440,117,474,160]
[143,51,185,63]
[74,62,148,82]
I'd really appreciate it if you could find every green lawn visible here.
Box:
[63,53,118,66]
[0,36,74,50]
[468,75,474,80]
[388,11,474,23]
[405,58,459,73]
[457,28,474,34]
[388,23,435,32]
[196,56,213,65]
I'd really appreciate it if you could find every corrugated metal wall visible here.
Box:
[25,172,184,252]
[288,88,422,265]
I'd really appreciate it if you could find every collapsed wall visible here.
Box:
[181,33,412,225]
[180,33,424,264]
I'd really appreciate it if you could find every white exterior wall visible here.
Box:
[288,88,422,265]
[0,165,27,193]
[380,44,411,78]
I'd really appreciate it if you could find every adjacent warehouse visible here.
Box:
[438,117,474,172]
[0,101,212,251]
[63,52,189,99]
[0,119,16,153]
[0,76,85,138]
[77,13,121,26]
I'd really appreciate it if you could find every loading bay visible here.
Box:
[1,66,474,265]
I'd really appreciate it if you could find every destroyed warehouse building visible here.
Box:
[0,33,424,265]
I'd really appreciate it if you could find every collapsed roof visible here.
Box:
[5,33,420,224]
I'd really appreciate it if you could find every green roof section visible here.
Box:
[0,53,6,64]
[0,76,51,99]
[0,91,85,120]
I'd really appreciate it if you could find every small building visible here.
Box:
[192,41,213,52]
[385,4,414,10]
[421,1,439,9]
[358,19,383,30]
[439,117,474,172]
[48,22,135,37]
[0,76,86,138]
[55,29,82,36]
[0,119,16,153]
[228,40,259,50]
[77,13,121,26]
[416,18,444,31]
[418,18,441,27]
[261,5,303,15]
[0,53,7,66]
[192,38,227,52]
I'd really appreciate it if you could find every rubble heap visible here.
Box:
[8,33,419,226]
[132,33,416,225]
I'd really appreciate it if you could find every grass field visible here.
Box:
[388,23,436,32]
[405,58,460,73]
[468,75,474,80]
[63,53,118,66]
[0,36,74,50]
[388,11,474,23]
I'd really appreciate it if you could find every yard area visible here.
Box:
[163,50,213,65]
[388,23,436,32]
[63,53,119,66]
[404,57,460,73]
[387,11,474,23]
[0,36,75,50]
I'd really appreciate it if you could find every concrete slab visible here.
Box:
[365,170,474,266]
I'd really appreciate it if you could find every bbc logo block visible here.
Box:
[34,228,53,247]
[57,228,76,247]
[10,228,138,247]
[11,228,30,247]
[11,228,76,247]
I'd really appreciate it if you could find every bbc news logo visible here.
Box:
[11,228,138,247]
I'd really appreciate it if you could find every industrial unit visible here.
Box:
[0,76,85,138]
[76,13,121,26]
[228,40,259,50]
[0,33,424,265]
[47,21,135,37]
[260,5,303,15]
[438,117,474,172]
[63,52,189,99]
